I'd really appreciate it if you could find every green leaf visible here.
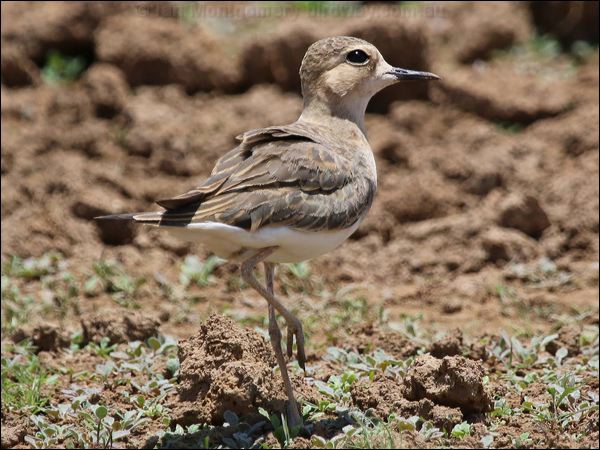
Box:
[147,337,161,351]
[95,405,108,420]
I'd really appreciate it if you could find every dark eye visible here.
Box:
[346,49,369,65]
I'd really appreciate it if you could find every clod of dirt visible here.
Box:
[447,2,531,63]
[403,355,492,414]
[81,311,160,345]
[480,226,538,263]
[71,186,136,245]
[11,324,69,352]
[0,1,125,61]
[0,414,28,449]
[428,329,464,358]
[95,13,238,93]
[171,314,288,425]
[530,1,599,45]
[93,216,137,246]
[82,63,128,118]
[345,323,420,359]
[527,105,599,157]
[0,44,40,87]
[351,378,463,432]
[496,193,551,239]
[432,66,572,124]
[381,171,457,224]
[545,324,582,357]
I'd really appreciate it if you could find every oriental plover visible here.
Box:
[97,36,439,428]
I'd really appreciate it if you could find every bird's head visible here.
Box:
[299,36,439,128]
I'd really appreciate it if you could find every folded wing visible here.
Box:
[134,124,374,232]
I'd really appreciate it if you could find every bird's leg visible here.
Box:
[241,248,307,369]
[264,262,302,428]
[240,248,304,428]
[266,262,304,364]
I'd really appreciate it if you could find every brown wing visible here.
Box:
[155,124,344,210]
[138,125,374,232]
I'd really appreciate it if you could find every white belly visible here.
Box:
[164,220,361,263]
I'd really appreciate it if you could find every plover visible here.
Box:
[97,36,438,427]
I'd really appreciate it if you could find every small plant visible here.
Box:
[258,407,301,448]
[450,421,471,438]
[42,50,86,84]
[1,252,63,279]
[1,344,59,413]
[179,255,221,287]
[85,259,146,308]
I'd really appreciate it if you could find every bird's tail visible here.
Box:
[94,211,164,224]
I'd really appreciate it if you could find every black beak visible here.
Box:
[387,67,440,81]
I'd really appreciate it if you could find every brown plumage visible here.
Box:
[134,122,376,233]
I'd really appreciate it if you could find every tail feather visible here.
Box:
[94,212,164,224]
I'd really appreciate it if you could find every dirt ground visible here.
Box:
[1,1,599,449]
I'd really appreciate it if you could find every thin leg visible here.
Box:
[266,263,295,361]
[264,262,302,428]
[241,248,306,369]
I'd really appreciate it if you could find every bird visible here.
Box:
[96,36,439,428]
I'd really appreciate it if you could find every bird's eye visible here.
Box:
[346,49,369,65]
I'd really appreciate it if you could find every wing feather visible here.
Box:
[150,123,375,231]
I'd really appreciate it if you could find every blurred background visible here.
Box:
[1,0,598,348]
[1,2,599,448]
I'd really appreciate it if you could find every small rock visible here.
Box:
[481,226,538,263]
[496,193,551,238]
[441,299,463,315]
[428,330,464,357]
[81,312,159,345]
[403,354,492,414]
[0,44,40,87]
[82,63,129,118]
[11,324,69,352]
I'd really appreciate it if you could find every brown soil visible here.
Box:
[402,355,492,414]
[1,1,598,449]
[171,314,286,426]
[80,311,160,345]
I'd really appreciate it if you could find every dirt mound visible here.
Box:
[495,193,551,239]
[81,311,160,344]
[352,379,463,432]
[530,1,599,45]
[95,13,238,93]
[11,324,70,352]
[432,65,572,124]
[345,323,420,359]
[403,355,492,414]
[0,414,28,449]
[0,44,40,87]
[427,329,464,358]
[82,63,129,119]
[439,2,531,64]
[171,314,288,425]
[0,1,119,61]
[480,226,538,264]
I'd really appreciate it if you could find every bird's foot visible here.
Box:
[285,317,306,370]
[286,400,303,431]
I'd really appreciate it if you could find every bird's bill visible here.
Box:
[387,67,440,81]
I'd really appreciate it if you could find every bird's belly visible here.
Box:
[164,221,361,263]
